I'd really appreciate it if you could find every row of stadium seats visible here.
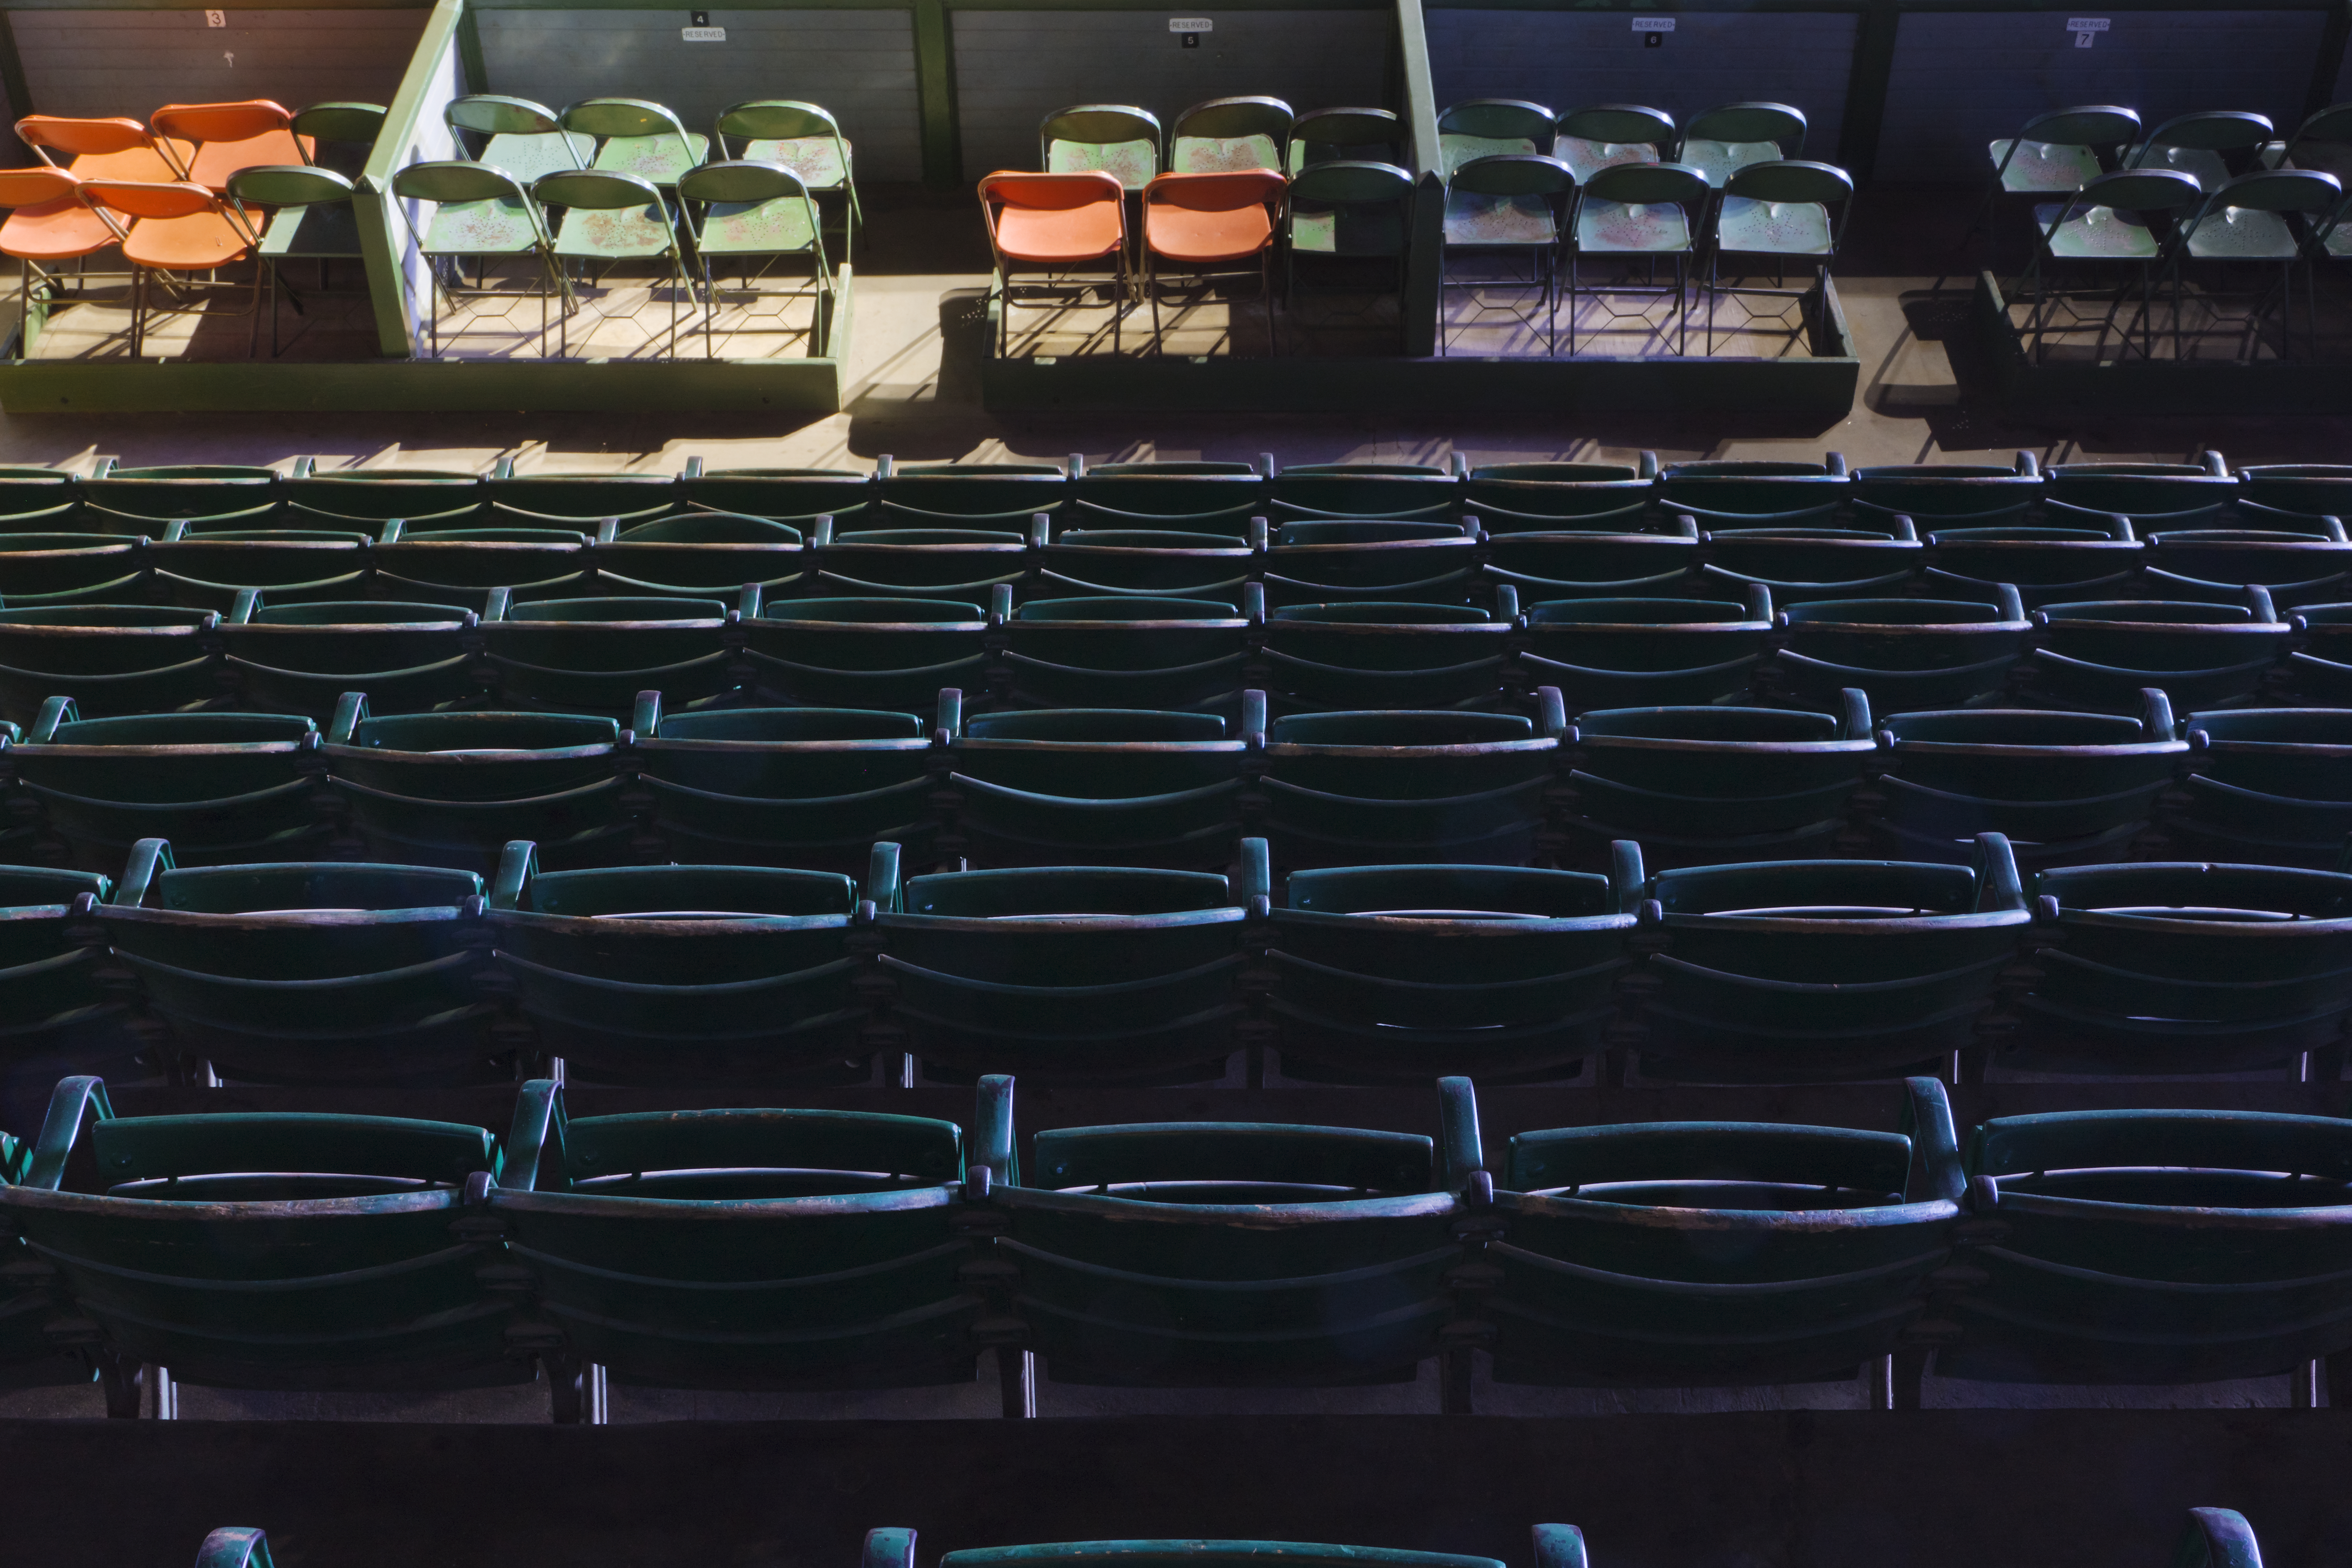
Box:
[1,586,2350,725]
[6,517,2350,613]
[14,452,2351,532]
[6,831,2348,1088]
[8,1073,2349,1416]
[167,1517,2277,1568]
[1,688,2342,877]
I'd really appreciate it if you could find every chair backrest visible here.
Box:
[2064,167,2204,221]
[2192,167,2341,217]
[392,159,533,208]
[1449,152,1574,199]
[1289,106,1402,170]
[2140,109,2273,153]
[291,101,386,147]
[715,99,843,144]
[2015,105,2141,152]
[1173,95,1294,148]
[2283,100,2352,169]
[1557,104,1675,151]
[1040,104,1161,188]
[78,178,221,222]
[446,94,562,137]
[0,165,81,209]
[151,100,292,144]
[562,96,690,143]
[1584,160,1709,208]
[1682,101,1806,154]
[1440,97,1556,146]
[1722,158,1853,208]
[226,164,353,210]
[679,159,814,206]
[532,167,665,213]
[17,115,166,163]
[1289,158,1414,206]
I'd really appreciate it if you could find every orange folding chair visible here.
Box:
[1140,169,1284,356]
[149,100,309,194]
[977,170,1129,355]
[18,114,193,182]
[0,166,128,350]
[78,179,264,356]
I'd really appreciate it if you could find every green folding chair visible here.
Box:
[1972,105,2140,262]
[1704,160,1853,354]
[1284,160,1415,353]
[1170,95,1294,174]
[533,167,687,358]
[1441,153,1575,356]
[1286,106,1402,173]
[390,160,565,358]
[677,160,831,359]
[2124,110,2274,194]
[1569,160,1709,356]
[444,94,591,183]
[1039,104,1161,192]
[1551,103,1673,184]
[226,164,355,358]
[714,99,862,238]
[1677,101,1806,189]
[1437,98,1556,174]
[290,101,386,179]
[562,97,709,188]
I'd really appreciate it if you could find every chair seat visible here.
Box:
[1439,133,1536,175]
[1147,202,1271,264]
[478,131,594,183]
[1290,204,1406,256]
[592,132,712,186]
[1442,190,1556,246]
[2035,203,2161,260]
[2186,206,2300,261]
[65,142,193,184]
[2126,143,2231,193]
[1553,136,1658,184]
[1681,137,1780,189]
[186,131,313,193]
[123,209,252,270]
[995,203,1123,264]
[696,196,820,257]
[262,202,363,261]
[1715,195,1833,256]
[422,196,542,257]
[1576,198,1690,254]
[1990,138,2103,192]
[742,136,849,189]
[0,199,120,261]
[555,201,678,259]
[1046,140,1156,191]
[1170,135,1280,174]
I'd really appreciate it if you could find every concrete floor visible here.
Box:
[0,183,2335,1425]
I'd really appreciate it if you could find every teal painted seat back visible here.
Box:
[1262,600,1508,709]
[1269,462,1458,523]
[1069,460,1267,530]
[477,595,734,715]
[1264,520,1479,607]
[484,467,680,528]
[816,517,1035,600]
[1039,529,1256,598]
[681,467,873,526]
[635,698,934,871]
[2045,459,2238,529]
[998,1078,1475,1385]
[600,512,804,595]
[1266,848,1642,1081]
[1632,834,2030,1081]
[877,462,1067,526]
[1698,523,1922,602]
[2013,861,2352,1075]
[1851,460,2042,526]
[1657,460,1847,528]
[0,605,220,726]
[148,525,372,611]
[81,464,282,531]
[872,840,1256,1080]
[1922,520,2138,609]
[2236,462,2352,521]
[0,864,124,1069]
[0,533,148,607]
[217,597,479,722]
[1490,1078,1963,1386]
[738,591,990,712]
[1260,702,1562,868]
[1518,588,1768,708]
[12,700,323,868]
[492,1078,992,1393]
[1944,1107,2352,1384]
[2031,591,2289,712]
[0,466,83,534]
[279,469,483,526]
[936,1540,1503,1568]
[1482,523,1701,603]
[0,1075,519,1391]
[1002,592,1253,709]
[2141,525,2352,608]
[1466,460,1655,531]
[487,843,863,1084]
[1776,591,2028,712]
[368,523,594,609]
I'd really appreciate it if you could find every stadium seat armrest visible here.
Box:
[25,1075,114,1191]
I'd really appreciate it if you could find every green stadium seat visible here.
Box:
[0,604,220,725]
[2163,707,2352,868]
[1258,699,1564,868]
[79,462,280,533]
[484,462,680,527]
[1870,691,2185,869]
[1482,517,1700,600]
[917,1530,1506,1568]
[369,521,599,609]
[2233,462,2352,521]
[1001,591,1256,710]
[1265,848,1641,1081]
[1485,1077,1963,1394]
[992,1075,1483,1390]
[0,1073,523,1402]
[629,692,936,873]
[1518,587,1772,710]
[877,458,1068,526]
[1039,527,1255,599]
[220,595,481,720]
[1921,518,2140,610]
[869,839,1256,1081]
[1465,457,1656,532]
[1698,520,1923,602]
[279,465,484,528]
[10,698,325,869]
[487,1076,998,1415]
[0,865,135,1079]
[1556,692,1874,867]
[2285,602,2352,702]
[1264,520,1480,606]
[1628,833,2030,1081]
[1658,458,1848,527]
[322,696,630,873]
[1773,588,2029,712]
[1270,460,1460,521]
[678,464,873,528]
[0,532,147,606]
[2026,589,2290,712]
[2044,456,2238,530]
[1068,458,1267,531]
[1850,456,2044,528]
[0,466,85,532]
[148,521,369,610]
[487,842,868,1085]
[595,513,804,598]
[478,594,735,714]
[1261,598,1514,710]
[2140,519,2352,608]
[738,589,991,713]
[941,690,1246,870]
[813,517,1036,600]
[2009,861,2352,1076]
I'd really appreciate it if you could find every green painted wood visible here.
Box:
[913,0,959,186]
[2305,0,2352,124]
[456,0,487,92]
[1396,0,1441,357]
[361,0,466,357]
[1837,0,1901,178]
